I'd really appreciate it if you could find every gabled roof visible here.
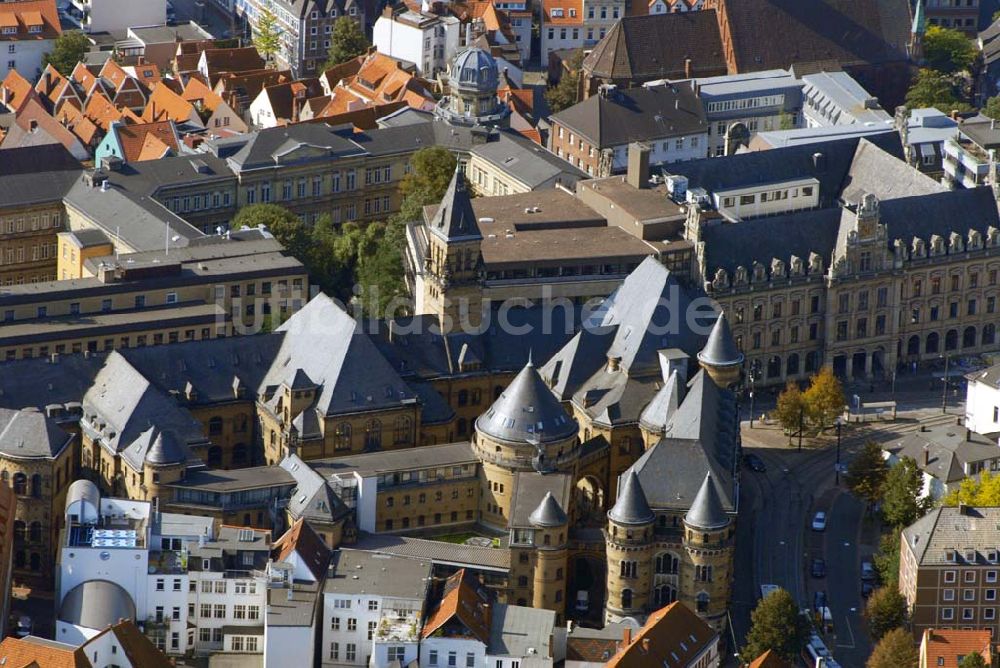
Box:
[142,82,198,124]
[111,120,181,163]
[279,454,351,525]
[0,408,73,460]
[8,97,89,160]
[201,47,266,80]
[749,649,792,668]
[182,76,225,113]
[920,628,992,668]
[609,470,654,525]
[0,636,88,668]
[551,82,707,147]
[421,569,492,644]
[257,77,324,122]
[82,90,122,131]
[0,0,61,42]
[1,69,39,112]
[637,369,683,433]
[272,518,331,581]
[606,601,718,667]
[583,11,725,81]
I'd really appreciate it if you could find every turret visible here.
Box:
[682,473,734,629]
[529,492,569,623]
[605,471,655,623]
[696,313,743,388]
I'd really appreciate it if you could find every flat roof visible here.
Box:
[480,225,656,267]
[350,532,510,571]
[325,549,432,598]
[578,177,687,225]
[166,465,296,493]
[310,441,476,477]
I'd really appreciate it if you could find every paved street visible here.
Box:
[170,0,235,39]
[732,405,965,665]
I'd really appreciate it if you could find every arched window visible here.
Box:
[14,551,24,568]
[13,521,25,542]
[620,560,637,578]
[208,416,224,436]
[696,592,709,613]
[786,353,799,377]
[945,329,958,351]
[926,332,940,354]
[655,552,678,574]
[654,585,676,607]
[805,351,819,373]
[29,522,41,542]
[456,418,468,436]
[334,423,352,450]
[908,335,921,356]
[964,326,979,349]
[30,474,42,498]
[621,588,633,609]
[12,472,26,495]
[364,419,382,450]
[393,416,412,444]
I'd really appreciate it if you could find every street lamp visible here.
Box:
[748,359,761,428]
[835,416,843,485]
[941,353,950,414]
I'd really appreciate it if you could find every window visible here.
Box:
[942,607,954,620]
[346,644,356,661]
[331,616,340,630]
[945,570,957,583]
[347,618,357,631]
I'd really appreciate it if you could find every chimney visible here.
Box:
[641,638,651,653]
[29,119,38,132]
[951,109,960,120]
[607,355,622,372]
[626,142,650,190]
[622,627,632,645]
[1,87,8,107]
[684,57,692,78]
[812,152,826,172]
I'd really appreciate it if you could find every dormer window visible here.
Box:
[946,550,957,562]
[28,24,41,34]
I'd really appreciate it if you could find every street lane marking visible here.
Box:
[836,616,856,649]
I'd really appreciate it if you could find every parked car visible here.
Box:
[575,590,589,613]
[811,511,827,531]
[14,615,31,638]
[744,453,766,472]
[813,590,827,612]
[861,582,874,599]
[811,558,826,578]
[860,560,875,582]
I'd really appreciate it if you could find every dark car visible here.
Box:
[813,590,827,612]
[861,582,874,599]
[811,558,826,578]
[744,453,766,472]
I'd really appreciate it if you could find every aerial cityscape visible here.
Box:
[1,0,1000,666]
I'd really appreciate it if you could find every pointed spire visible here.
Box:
[428,167,481,243]
[638,369,683,433]
[697,312,743,368]
[609,470,654,526]
[684,473,729,530]
[529,491,568,527]
[912,0,926,36]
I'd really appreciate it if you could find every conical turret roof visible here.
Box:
[684,473,730,530]
[475,358,577,444]
[697,312,743,368]
[529,492,568,527]
[428,167,481,243]
[608,470,654,525]
[638,370,683,433]
[146,429,185,465]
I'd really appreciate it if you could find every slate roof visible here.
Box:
[839,137,946,206]
[487,604,555,658]
[0,408,73,459]
[551,83,707,148]
[223,122,366,171]
[0,353,105,412]
[968,362,1000,389]
[582,12,726,81]
[637,370,683,434]
[684,472,730,530]
[350,532,510,570]
[428,167,481,242]
[608,470,654,525]
[885,424,1000,485]
[527,489,569,528]
[902,507,1000,566]
[475,359,577,444]
[697,312,743,368]
[279,454,351,524]
[717,0,912,72]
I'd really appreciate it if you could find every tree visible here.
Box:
[845,441,888,508]
[942,470,1000,506]
[924,26,976,74]
[864,586,909,641]
[325,17,369,69]
[739,588,807,663]
[905,69,972,114]
[802,366,845,429]
[253,7,282,66]
[867,627,918,668]
[398,146,459,219]
[881,456,926,528]
[545,50,583,114]
[232,204,311,260]
[983,95,1000,120]
[42,31,90,76]
[873,531,901,588]
[355,220,407,317]
[773,381,807,436]
[959,653,988,668]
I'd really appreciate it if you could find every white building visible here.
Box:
[372,8,461,77]
[0,0,60,82]
[66,0,166,34]
[966,362,1000,437]
[800,71,893,129]
[321,550,432,667]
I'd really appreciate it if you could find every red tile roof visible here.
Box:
[1,69,39,111]
[0,636,87,668]
[748,649,791,668]
[142,82,196,123]
[272,518,330,581]
[921,628,993,668]
[114,120,180,162]
[0,0,61,42]
[605,602,718,668]
[421,569,492,644]
[542,0,583,26]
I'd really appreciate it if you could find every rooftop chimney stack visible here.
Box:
[684,57,692,78]
[626,141,650,190]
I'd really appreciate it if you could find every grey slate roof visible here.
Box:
[475,359,577,444]
[469,130,587,189]
[510,471,573,529]
[608,470,654,525]
[969,363,1000,389]
[0,353,105,412]
[637,370,683,434]
[0,408,74,459]
[487,604,556,658]
[684,473,730,530]
[697,312,743,368]
[350,532,510,570]
[528,491,569,527]
[58,580,136,630]
[428,168,481,242]
[885,423,1000,485]
[279,454,351,524]
[224,123,366,171]
[902,507,1000,566]
[551,83,707,148]
[839,137,946,206]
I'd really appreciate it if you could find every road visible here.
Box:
[170,0,234,39]
[732,408,963,664]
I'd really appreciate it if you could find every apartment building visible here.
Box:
[943,116,1000,190]
[900,505,1000,638]
[966,362,1000,437]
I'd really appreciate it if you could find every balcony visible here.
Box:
[374,609,421,643]
[148,550,187,575]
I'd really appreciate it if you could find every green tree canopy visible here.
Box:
[845,441,888,508]
[867,627,918,668]
[398,146,459,218]
[864,586,909,641]
[959,653,988,668]
[773,381,807,436]
[740,588,807,663]
[232,203,311,257]
[325,17,369,69]
[881,456,926,528]
[983,96,1000,119]
[942,470,1000,506]
[874,531,901,588]
[924,26,977,74]
[253,7,282,65]
[43,31,90,76]
[802,366,845,429]
[905,69,973,114]
[545,50,583,114]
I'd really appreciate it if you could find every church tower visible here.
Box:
[682,473,734,631]
[529,492,569,623]
[910,0,926,62]
[421,167,485,329]
[604,470,655,623]
[473,358,579,530]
